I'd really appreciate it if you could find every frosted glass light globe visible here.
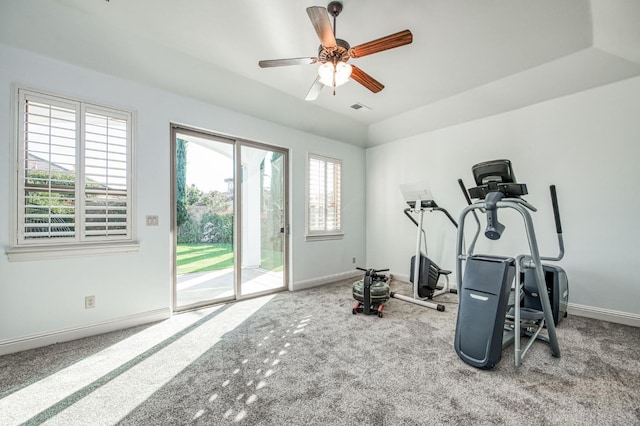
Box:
[318,62,352,87]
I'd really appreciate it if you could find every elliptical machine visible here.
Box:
[390,184,458,312]
[455,159,568,369]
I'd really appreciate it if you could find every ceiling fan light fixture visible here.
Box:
[318,61,352,87]
[259,3,413,99]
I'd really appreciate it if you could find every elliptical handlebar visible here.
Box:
[499,197,537,212]
[457,179,473,206]
[541,185,565,262]
[550,185,563,234]
[458,178,482,255]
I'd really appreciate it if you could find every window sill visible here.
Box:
[306,233,344,242]
[6,241,140,262]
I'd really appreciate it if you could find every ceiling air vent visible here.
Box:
[351,102,371,110]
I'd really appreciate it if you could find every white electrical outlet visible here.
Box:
[352,257,356,264]
[146,215,159,226]
[85,295,95,309]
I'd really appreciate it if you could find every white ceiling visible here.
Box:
[1,0,639,147]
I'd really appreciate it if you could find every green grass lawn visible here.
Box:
[176,243,234,275]
[177,243,283,275]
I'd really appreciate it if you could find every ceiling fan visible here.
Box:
[258,1,413,101]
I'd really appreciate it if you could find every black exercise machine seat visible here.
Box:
[410,253,453,299]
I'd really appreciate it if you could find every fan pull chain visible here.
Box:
[332,60,337,95]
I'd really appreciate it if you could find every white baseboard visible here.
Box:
[393,273,638,328]
[567,303,640,327]
[0,307,172,356]
[4,291,633,358]
[292,270,362,291]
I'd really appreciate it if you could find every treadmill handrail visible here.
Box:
[404,207,458,228]
[403,207,419,227]
[434,207,459,228]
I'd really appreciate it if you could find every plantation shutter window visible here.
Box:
[16,88,133,247]
[83,107,130,239]
[308,154,342,239]
[20,95,79,241]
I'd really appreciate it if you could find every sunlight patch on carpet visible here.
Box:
[0,296,275,425]
[190,313,313,423]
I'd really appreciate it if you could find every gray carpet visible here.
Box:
[1,278,639,425]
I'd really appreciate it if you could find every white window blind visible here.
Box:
[16,89,133,246]
[308,154,341,236]
[83,107,130,239]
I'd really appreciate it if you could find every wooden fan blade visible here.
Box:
[305,76,324,101]
[307,6,337,48]
[259,57,318,68]
[350,65,384,93]
[349,29,413,58]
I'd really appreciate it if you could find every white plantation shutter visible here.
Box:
[83,107,131,239]
[308,154,341,235]
[19,93,79,242]
[16,89,133,246]
[308,157,325,231]
[325,160,341,230]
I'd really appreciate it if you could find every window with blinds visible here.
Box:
[308,154,342,238]
[16,89,133,246]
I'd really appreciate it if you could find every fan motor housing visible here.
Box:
[318,38,350,62]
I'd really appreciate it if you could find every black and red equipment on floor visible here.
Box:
[352,267,391,318]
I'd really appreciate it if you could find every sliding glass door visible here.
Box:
[171,127,288,311]
[173,130,235,309]
[238,143,287,297]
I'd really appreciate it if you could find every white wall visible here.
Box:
[0,44,366,349]
[366,76,640,318]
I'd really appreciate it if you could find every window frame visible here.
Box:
[306,153,343,241]
[7,86,138,261]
